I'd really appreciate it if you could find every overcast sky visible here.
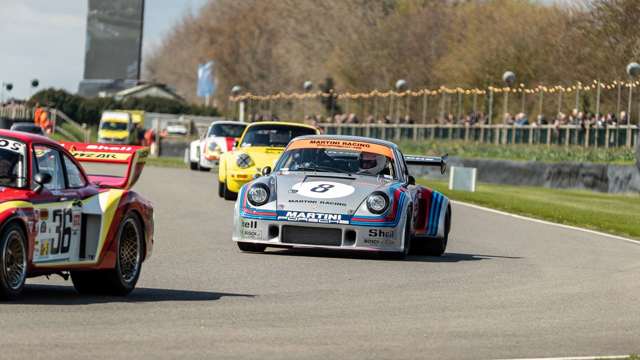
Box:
[0,0,209,99]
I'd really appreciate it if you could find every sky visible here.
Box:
[0,0,209,100]
[0,0,571,100]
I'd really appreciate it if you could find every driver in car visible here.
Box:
[358,152,390,176]
[0,158,16,186]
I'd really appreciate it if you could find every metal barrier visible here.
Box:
[317,123,639,148]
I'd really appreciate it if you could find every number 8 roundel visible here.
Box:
[292,181,355,199]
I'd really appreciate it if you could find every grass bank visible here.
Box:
[145,156,187,168]
[419,179,640,240]
[400,140,635,165]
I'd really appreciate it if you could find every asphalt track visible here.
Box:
[2,167,639,360]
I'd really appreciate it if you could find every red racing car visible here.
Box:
[0,130,154,299]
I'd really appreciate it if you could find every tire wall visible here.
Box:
[411,157,640,194]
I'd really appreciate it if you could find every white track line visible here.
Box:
[452,200,640,246]
[496,355,630,360]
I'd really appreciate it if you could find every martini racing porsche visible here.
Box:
[0,130,154,299]
[218,121,319,200]
[233,135,451,258]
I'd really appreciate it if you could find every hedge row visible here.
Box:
[29,88,219,126]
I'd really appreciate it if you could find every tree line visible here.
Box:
[145,0,640,114]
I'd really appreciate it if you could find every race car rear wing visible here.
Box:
[61,142,149,189]
[404,154,448,174]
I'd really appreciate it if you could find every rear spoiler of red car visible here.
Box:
[60,142,149,189]
[404,154,448,174]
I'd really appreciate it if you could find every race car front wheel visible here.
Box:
[72,213,143,296]
[0,223,27,299]
[223,182,238,201]
[218,181,225,198]
[190,161,199,170]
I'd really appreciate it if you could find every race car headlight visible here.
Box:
[207,142,219,152]
[366,192,389,215]
[247,184,269,206]
[236,153,253,168]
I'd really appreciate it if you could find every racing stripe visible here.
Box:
[431,193,444,236]
[225,137,235,151]
[427,192,442,236]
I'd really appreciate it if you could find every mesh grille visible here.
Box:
[281,226,342,246]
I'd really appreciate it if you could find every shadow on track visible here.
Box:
[3,284,254,305]
[263,248,522,262]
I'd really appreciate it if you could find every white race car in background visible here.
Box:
[189,121,247,171]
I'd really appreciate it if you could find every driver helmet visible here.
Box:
[359,152,387,175]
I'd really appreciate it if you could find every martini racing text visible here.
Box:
[277,211,349,225]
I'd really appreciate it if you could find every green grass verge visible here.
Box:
[400,140,636,164]
[419,179,640,240]
[145,156,187,168]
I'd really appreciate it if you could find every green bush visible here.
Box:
[29,88,219,127]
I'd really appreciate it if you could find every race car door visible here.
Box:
[31,144,85,265]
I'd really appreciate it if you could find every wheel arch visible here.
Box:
[0,217,28,242]
[218,154,228,182]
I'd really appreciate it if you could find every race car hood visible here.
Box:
[233,146,285,170]
[275,172,395,215]
[206,136,236,153]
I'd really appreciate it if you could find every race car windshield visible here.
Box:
[210,123,246,138]
[240,125,316,147]
[0,138,26,188]
[277,148,396,179]
[100,122,128,131]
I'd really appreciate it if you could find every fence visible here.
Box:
[0,106,91,142]
[230,79,640,143]
[318,123,638,148]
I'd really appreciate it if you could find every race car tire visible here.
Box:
[190,161,199,170]
[198,164,211,172]
[72,214,143,296]
[218,181,225,197]
[420,205,451,256]
[0,222,27,300]
[223,183,238,201]
[237,242,266,252]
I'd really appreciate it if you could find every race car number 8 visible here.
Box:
[310,184,335,193]
[292,181,355,199]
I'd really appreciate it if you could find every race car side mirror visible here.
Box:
[407,175,415,186]
[261,166,272,176]
[33,172,52,193]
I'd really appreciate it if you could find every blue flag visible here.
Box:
[197,61,215,97]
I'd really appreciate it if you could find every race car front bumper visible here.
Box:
[233,214,407,253]
[199,157,219,169]
[226,169,258,193]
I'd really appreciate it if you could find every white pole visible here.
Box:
[239,101,245,122]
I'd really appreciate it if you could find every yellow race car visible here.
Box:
[218,121,319,200]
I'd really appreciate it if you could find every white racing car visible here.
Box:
[188,121,247,171]
[233,135,452,258]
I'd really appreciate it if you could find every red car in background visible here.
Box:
[0,130,154,299]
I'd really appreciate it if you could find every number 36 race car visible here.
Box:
[233,135,451,259]
[0,130,154,299]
